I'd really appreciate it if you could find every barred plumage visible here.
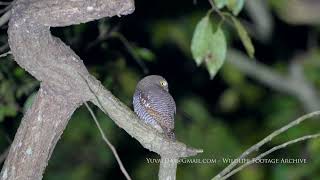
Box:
[133,75,176,140]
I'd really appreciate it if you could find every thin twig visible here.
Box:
[0,2,11,6]
[110,32,149,74]
[0,1,12,15]
[0,9,10,27]
[0,51,11,58]
[244,0,273,42]
[207,0,224,20]
[219,133,320,180]
[213,110,320,179]
[207,0,235,28]
[84,102,132,180]
[86,28,149,74]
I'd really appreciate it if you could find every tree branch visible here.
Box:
[84,102,131,180]
[1,85,81,180]
[213,111,320,179]
[1,0,201,179]
[227,49,320,112]
[159,157,178,180]
[0,9,10,27]
[220,133,320,180]
[0,51,11,58]
[244,0,273,42]
[86,76,202,158]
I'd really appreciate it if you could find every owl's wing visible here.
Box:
[139,88,176,131]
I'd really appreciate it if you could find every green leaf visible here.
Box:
[0,105,18,122]
[191,15,213,66]
[191,14,227,79]
[214,0,228,9]
[231,17,255,58]
[14,68,25,78]
[219,89,240,112]
[227,0,245,15]
[134,47,156,62]
[205,27,227,79]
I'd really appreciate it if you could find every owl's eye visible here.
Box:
[159,80,168,87]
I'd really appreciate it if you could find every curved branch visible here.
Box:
[82,75,202,180]
[0,0,201,179]
[85,76,202,158]
[0,9,11,27]
[220,133,320,180]
[213,111,320,179]
[227,49,320,112]
[1,85,81,180]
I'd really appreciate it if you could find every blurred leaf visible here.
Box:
[70,164,92,180]
[117,68,140,103]
[218,88,240,112]
[73,24,87,36]
[273,165,292,180]
[14,68,25,78]
[4,105,16,116]
[0,107,6,122]
[214,0,228,9]
[0,105,17,122]
[262,95,320,145]
[150,13,209,56]
[178,97,210,125]
[238,165,264,180]
[191,15,213,66]
[227,0,245,15]
[16,80,38,98]
[272,164,312,180]
[221,64,245,86]
[309,138,320,158]
[239,83,263,106]
[231,16,255,58]
[301,49,320,87]
[152,20,192,54]
[134,47,156,62]
[175,97,241,179]
[264,96,298,131]
[178,97,241,156]
[205,27,227,79]
[133,157,158,180]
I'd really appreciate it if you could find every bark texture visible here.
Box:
[0,0,202,180]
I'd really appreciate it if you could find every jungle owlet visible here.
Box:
[133,75,176,140]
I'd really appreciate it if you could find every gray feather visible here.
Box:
[133,75,176,140]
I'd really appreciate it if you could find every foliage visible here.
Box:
[1,0,320,179]
[191,15,227,78]
[190,0,254,79]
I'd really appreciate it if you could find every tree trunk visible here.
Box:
[0,0,201,179]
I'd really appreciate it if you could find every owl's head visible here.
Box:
[137,75,169,92]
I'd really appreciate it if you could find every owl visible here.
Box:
[133,75,176,140]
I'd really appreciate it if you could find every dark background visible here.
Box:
[1,0,320,179]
